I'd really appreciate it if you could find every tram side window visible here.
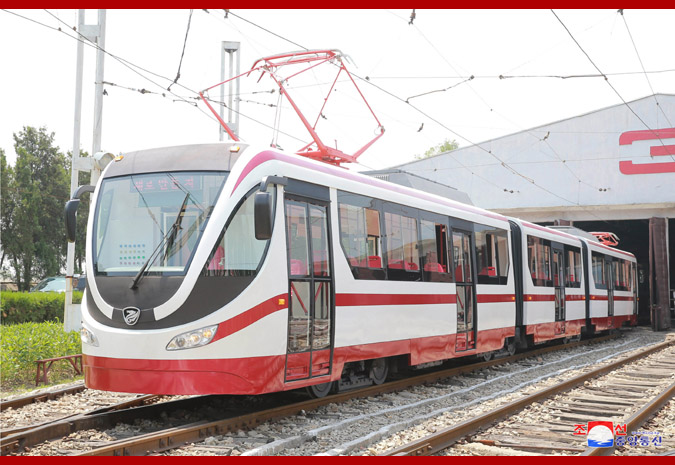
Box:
[527,235,552,287]
[420,219,451,282]
[591,253,607,289]
[475,227,509,285]
[564,246,582,288]
[203,190,271,277]
[613,258,631,291]
[337,192,384,279]
[385,211,420,281]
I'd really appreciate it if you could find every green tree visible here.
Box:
[415,138,459,160]
[9,127,70,290]
[1,148,16,271]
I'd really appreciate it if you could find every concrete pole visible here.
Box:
[64,9,86,333]
[220,41,240,140]
[91,9,107,186]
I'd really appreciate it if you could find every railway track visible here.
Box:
[380,337,675,456]
[2,331,667,456]
[0,384,86,413]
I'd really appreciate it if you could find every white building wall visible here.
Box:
[395,94,675,222]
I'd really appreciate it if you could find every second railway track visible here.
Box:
[380,334,675,456]
[2,328,671,456]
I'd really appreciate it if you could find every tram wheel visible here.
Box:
[506,339,517,356]
[369,358,389,385]
[481,351,493,362]
[306,381,334,399]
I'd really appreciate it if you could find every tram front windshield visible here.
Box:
[93,171,228,275]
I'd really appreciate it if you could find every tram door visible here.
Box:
[453,230,476,352]
[284,197,334,382]
[631,262,638,315]
[604,256,615,318]
[552,246,566,335]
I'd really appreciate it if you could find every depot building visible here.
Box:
[386,94,674,329]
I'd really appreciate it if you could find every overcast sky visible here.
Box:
[2,9,674,173]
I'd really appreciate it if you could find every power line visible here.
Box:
[551,9,674,163]
[39,10,215,122]
[405,76,474,103]
[224,10,308,51]
[167,9,193,92]
[620,11,673,128]
[218,10,617,221]
[5,9,311,146]
[364,69,675,80]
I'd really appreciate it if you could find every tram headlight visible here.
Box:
[166,325,218,351]
[80,326,99,347]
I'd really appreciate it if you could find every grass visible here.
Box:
[0,321,82,395]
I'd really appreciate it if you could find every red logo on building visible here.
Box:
[619,128,675,175]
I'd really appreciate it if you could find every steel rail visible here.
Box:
[581,380,675,456]
[381,338,674,456]
[76,335,616,456]
[0,384,85,412]
[1,394,165,455]
[1,394,160,439]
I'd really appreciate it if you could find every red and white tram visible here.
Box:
[66,142,637,397]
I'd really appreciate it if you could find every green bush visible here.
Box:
[1,291,82,325]
[0,321,82,390]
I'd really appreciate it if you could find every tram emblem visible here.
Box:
[122,307,141,326]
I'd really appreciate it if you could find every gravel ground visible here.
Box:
[440,342,675,456]
[616,398,675,455]
[165,327,673,456]
[3,327,672,456]
[1,381,145,431]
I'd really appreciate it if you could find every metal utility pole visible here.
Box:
[64,9,106,333]
[220,41,240,140]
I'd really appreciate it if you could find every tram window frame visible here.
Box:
[527,235,553,287]
[382,202,422,282]
[419,213,452,283]
[337,191,385,280]
[591,252,607,290]
[475,225,509,285]
[613,258,631,291]
[203,184,274,278]
[564,245,582,288]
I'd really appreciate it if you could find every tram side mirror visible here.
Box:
[639,269,645,284]
[65,199,81,243]
[64,185,95,243]
[254,191,274,240]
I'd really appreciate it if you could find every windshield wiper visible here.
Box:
[129,192,190,290]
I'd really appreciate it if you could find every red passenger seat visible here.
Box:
[424,262,445,272]
[479,266,496,277]
[388,259,403,269]
[405,262,419,271]
[359,255,381,268]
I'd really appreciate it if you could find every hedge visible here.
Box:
[1,292,83,325]
[1,321,82,389]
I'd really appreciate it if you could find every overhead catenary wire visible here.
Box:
[219,10,615,219]
[167,9,193,92]
[3,9,312,147]
[620,11,673,128]
[38,9,217,121]
[363,69,675,81]
[551,9,675,163]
